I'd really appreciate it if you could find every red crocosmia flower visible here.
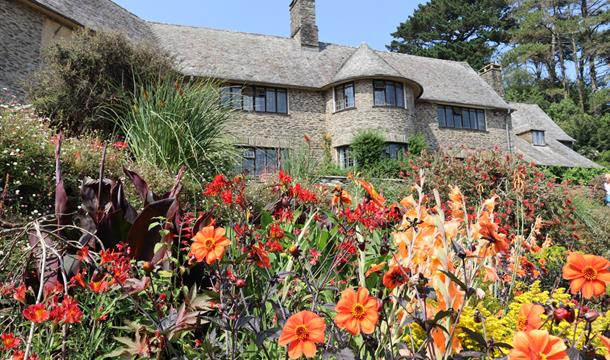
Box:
[13,284,27,304]
[23,303,50,323]
[278,311,326,359]
[266,240,283,253]
[383,266,409,290]
[334,288,379,336]
[60,296,83,323]
[220,189,233,205]
[113,141,128,150]
[309,249,321,266]
[1,333,20,350]
[89,280,109,294]
[562,252,610,299]
[71,272,87,288]
[249,243,271,269]
[77,246,90,262]
[278,170,293,186]
[99,249,119,265]
[268,223,285,240]
[203,175,230,197]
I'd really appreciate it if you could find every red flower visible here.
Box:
[309,249,321,266]
[249,243,271,269]
[59,296,83,323]
[268,224,285,240]
[1,333,20,350]
[220,189,233,205]
[89,280,109,294]
[278,170,293,186]
[23,303,50,323]
[13,284,27,304]
[112,141,128,150]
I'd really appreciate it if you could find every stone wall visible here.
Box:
[415,102,511,153]
[325,79,417,150]
[225,87,327,156]
[0,0,45,99]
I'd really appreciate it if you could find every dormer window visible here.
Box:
[334,83,355,111]
[532,130,545,146]
[373,80,405,108]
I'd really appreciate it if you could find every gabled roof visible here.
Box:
[149,22,510,109]
[510,102,575,142]
[332,43,403,84]
[510,102,599,168]
[29,0,154,41]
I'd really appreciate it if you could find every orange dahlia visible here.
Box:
[562,252,610,299]
[190,226,230,265]
[334,288,379,336]
[508,330,568,360]
[278,311,326,359]
[517,303,544,331]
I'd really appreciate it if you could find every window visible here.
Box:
[334,83,355,111]
[337,146,355,169]
[221,86,288,114]
[239,147,287,176]
[385,143,407,160]
[532,130,545,146]
[373,80,405,108]
[437,105,486,131]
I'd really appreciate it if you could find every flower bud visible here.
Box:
[584,310,599,323]
[288,245,301,258]
[553,307,575,324]
[142,261,154,273]
[235,279,246,288]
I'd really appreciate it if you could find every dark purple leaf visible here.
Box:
[127,198,175,260]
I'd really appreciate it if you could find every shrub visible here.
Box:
[281,138,318,181]
[407,132,427,156]
[350,130,385,170]
[28,30,175,136]
[115,77,237,183]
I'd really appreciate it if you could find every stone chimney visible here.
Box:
[290,0,319,48]
[479,63,505,98]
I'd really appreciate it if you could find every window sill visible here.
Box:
[438,126,487,133]
[373,105,407,109]
[231,109,290,116]
[333,107,357,114]
[532,144,547,147]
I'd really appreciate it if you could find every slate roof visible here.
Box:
[30,0,154,41]
[149,23,510,109]
[510,102,600,168]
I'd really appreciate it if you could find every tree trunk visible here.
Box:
[570,35,586,111]
[557,37,569,99]
[581,0,599,92]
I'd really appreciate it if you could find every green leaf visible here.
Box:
[158,270,173,278]
[261,211,273,228]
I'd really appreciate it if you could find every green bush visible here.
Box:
[545,166,608,185]
[28,30,175,136]
[115,77,237,183]
[407,132,427,156]
[351,130,385,170]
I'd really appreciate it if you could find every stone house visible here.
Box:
[1,0,600,173]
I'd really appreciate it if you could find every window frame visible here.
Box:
[239,147,287,176]
[384,142,408,160]
[337,146,355,169]
[334,82,356,112]
[373,80,406,108]
[531,130,546,146]
[437,105,486,131]
[221,85,288,114]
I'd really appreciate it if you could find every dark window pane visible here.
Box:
[344,84,355,108]
[277,90,287,113]
[453,108,462,128]
[462,109,471,129]
[266,149,278,172]
[266,89,276,113]
[374,80,385,90]
[254,87,266,112]
[477,110,485,130]
[386,82,396,106]
[445,107,454,127]
[437,106,446,127]
[374,89,385,106]
[396,84,405,108]
[335,86,345,111]
[242,87,254,111]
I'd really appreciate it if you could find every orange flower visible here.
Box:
[278,311,326,359]
[249,243,271,269]
[331,185,352,207]
[334,288,379,336]
[478,212,509,255]
[190,226,230,265]
[383,266,409,290]
[517,303,544,331]
[598,334,610,353]
[351,177,385,207]
[562,252,610,299]
[22,303,50,323]
[365,262,386,278]
[508,330,568,360]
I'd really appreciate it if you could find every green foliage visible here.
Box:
[28,30,175,136]
[350,130,386,170]
[572,194,610,258]
[281,139,318,181]
[388,0,511,69]
[407,133,427,156]
[545,166,608,185]
[115,77,237,183]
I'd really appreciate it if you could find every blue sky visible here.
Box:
[113,0,427,51]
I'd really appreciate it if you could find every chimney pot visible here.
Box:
[290,0,319,48]
[479,63,505,98]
